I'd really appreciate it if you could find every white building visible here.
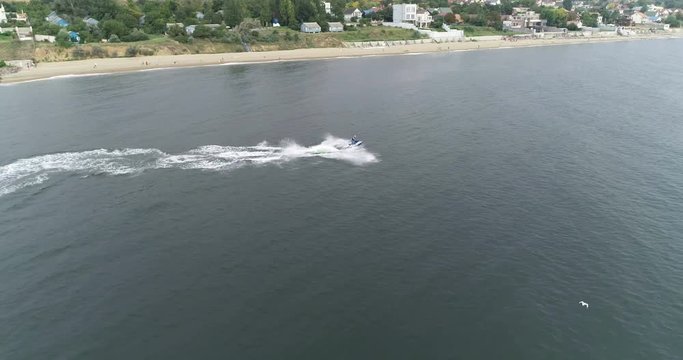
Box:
[16,11,28,22]
[343,8,363,22]
[567,20,583,28]
[0,4,8,24]
[536,0,558,8]
[328,22,343,32]
[15,26,33,41]
[393,3,417,23]
[415,9,433,28]
[301,22,321,33]
[35,34,56,42]
[630,12,646,24]
[323,2,332,15]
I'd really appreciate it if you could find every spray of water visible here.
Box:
[0,135,378,197]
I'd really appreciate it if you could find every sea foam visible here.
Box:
[0,135,378,197]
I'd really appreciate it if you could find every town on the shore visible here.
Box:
[1,0,681,67]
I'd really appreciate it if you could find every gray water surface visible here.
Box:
[1,39,683,359]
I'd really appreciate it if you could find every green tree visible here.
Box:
[116,12,140,29]
[330,0,345,19]
[224,0,247,27]
[192,24,213,38]
[102,19,129,38]
[122,29,150,41]
[562,0,572,10]
[280,0,296,25]
[636,0,650,8]
[140,1,171,34]
[67,18,87,33]
[500,0,513,15]
[540,8,568,27]
[664,15,681,27]
[581,12,598,27]
[599,9,619,25]
[294,0,319,22]
[378,6,392,22]
[258,0,272,25]
[235,18,261,37]
[56,29,72,47]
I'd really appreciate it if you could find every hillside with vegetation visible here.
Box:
[0,0,681,62]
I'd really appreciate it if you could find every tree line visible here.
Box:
[4,0,681,44]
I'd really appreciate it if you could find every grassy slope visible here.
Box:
[332,27,423,41]
[0,39,35,61]
[1,26,428,62]
[451,25,508,37]
[251,26,424,51]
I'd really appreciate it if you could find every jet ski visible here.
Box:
[348,135,363,147]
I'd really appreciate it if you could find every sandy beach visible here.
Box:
[2,33,681,84]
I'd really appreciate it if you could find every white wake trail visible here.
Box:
[0,136,378,197]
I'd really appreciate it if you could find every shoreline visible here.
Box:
[2,33,681,85]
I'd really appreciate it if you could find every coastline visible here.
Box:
[2,33,681,85]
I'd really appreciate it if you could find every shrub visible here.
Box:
[108,34,121,43]
[91,46,106,58]
[56,30,72,48]
[138,48,155,56]
[102,20,128,38]
[192,25,213,38]
[71,47,89,59]
[567,23,578,31]
[0,60,6,68]
[471,16,486,26]
[262,31,279,42]
[174,35,191,43]
[122,29,150,42]
[218,33,241,43]
[166,25,186,37]
[125,46,138,57]
[665,15,681,27]
[213,28,227,38]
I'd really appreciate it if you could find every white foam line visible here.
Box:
[0,72,114,86]
[0,61,266,86]
[0,136,379,196]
